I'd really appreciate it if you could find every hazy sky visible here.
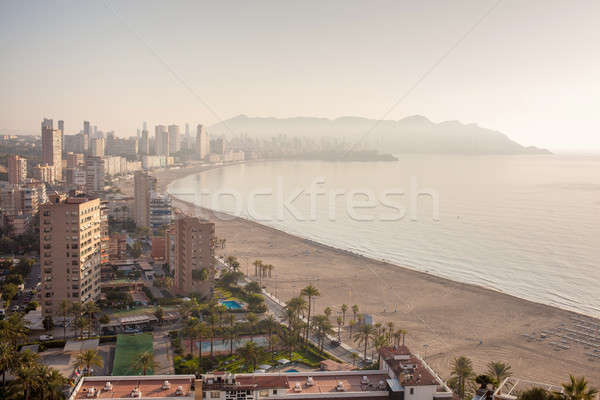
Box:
[1,1,599,151]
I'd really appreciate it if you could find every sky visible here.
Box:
[1,0,599,151]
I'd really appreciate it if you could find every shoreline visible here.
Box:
[149,162,600,383]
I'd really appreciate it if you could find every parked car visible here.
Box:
[39,335,54,341]
[10,305,20,312]
[329,339,341,347]
[123,327,141,334]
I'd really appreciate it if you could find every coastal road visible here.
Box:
[260,286,364,365]
[219,258,366,366]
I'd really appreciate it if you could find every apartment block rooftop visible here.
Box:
[68,375,197,400]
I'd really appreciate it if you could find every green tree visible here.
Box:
[449,356,475,400]
[373,334,388,364]
[1,283,19,308]
[341,304,348,324]
[238,341,262,372]
[562,375,598,400]
[336,316,343,341]
[300,285,320,342]
[134,351,158,375]
[0,340,17,386]
[311,314,333,352]
[352,304,359,321]
[353,323,376,360]
[487,361,512,387]
[73,350,104,375]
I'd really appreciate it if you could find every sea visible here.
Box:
[167,155,600,317]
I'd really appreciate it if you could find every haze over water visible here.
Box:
[169,155,600,317]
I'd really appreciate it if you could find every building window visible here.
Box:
[410,388,414,395]
[210,392,220,398]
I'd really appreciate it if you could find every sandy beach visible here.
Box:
[132,164,600,384]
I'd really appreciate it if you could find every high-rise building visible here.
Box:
[140,126,150,155]
[32,163,55,184]
[133,171,156,229]
[41,118,62,181]
[168,124,180,154]
[154,125,169,156]
[149,192,172,231]
[90,137,105,157]
[83,121,91,153]
[8,155,27,185]
[171,216,215,296]
[40,193,103,317]
[196,124,209,159]
[66,152,85,168]
[58,120,64,152]
[85,156,105,192]
[210,137,226,155]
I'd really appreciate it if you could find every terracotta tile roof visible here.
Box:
[380,346,439,387]
[74,378,193,399]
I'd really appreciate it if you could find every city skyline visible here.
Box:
[2,1,600,151]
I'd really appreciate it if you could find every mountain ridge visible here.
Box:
[211,115,551,155]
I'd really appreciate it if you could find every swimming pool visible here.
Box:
[285,369,299,373]
[220,300,243,310]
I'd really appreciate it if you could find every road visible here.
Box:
[260,285,365,366]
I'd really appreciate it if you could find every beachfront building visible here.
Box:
[40,193,104,316]
[67,375,198,400]
[133,171,156,229]
[149,192,172,232]
[171,216,215,296]
[196,124,209,159]
[379,346,454,400]
[155,125,169,156]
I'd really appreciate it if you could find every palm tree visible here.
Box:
[58,300,72,340]
[17,364,42,400]
[300,285,320,341]
[73,350,104,375]
[264,315,277,356]
[311,315,333,352]
[450,356,475,400]
[0,341,17,386]
[0,313,29,346]
[43,367,68,400]
[253,260,263,277]
[207,312,218,357]
[238,341,261,372]
[373,334,388,365]
[193,320,208,359]
[386,322,394,341]
[353,324,376,360]
[374,322,383,336]
[352,304,359,321]
[348,319,356,340]
[134,351,158,375]
[393,329,407,347]
[341,304,348,324]
[324,307,332,319]
[487,361,512,387]
[336,316,343,341]
[246,313,259,338]
[562,375,598,400]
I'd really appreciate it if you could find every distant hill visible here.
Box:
[210,115,551,155]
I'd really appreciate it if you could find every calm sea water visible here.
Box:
[168,155,600,317]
